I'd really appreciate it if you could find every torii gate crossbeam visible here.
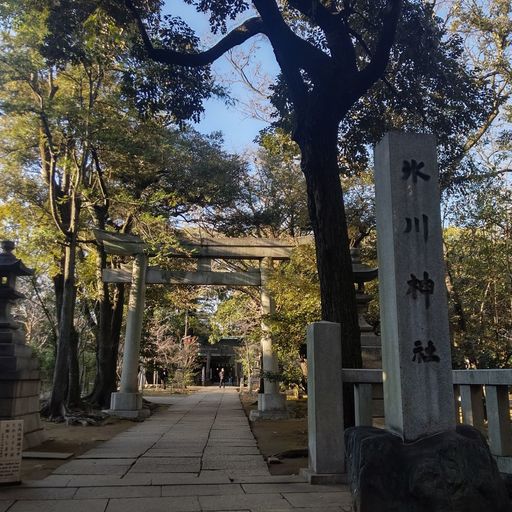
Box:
[95,229,307,419]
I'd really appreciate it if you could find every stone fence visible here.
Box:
[342,368,512,474]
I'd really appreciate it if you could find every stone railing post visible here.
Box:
[486,385,512,458]
[302,321,345,484]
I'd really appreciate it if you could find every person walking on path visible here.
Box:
[219,368,225,388]
[160,368,168,389]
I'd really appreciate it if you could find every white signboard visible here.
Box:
[0,420,23,484]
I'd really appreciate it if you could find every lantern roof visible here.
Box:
[0,241,34,276]
[350,247,378,284]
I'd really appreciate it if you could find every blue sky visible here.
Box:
[162,2,277,153]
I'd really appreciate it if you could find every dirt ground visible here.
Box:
[239,392,308,476]
[21,389,308,480]
[20,416,136,480]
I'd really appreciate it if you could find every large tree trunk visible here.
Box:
[48,235,79,417]
[87,202,126,408]
[296,118,362,427]
[52,272,64,357]
[88,246,123,408]
[65,235,81,408]
[67,325,81,407]
[48,268,68,418]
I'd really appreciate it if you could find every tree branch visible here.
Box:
[288,0,356,71]
[253,0,331,82]
[348,26,397,94]
[288,0,336,31]
[125,0,265,66]
[356,0,402,95]
[450,168,512,186]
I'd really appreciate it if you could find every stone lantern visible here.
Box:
[0,241,46,448]
[351,247,381,369]
[0,240,33,335]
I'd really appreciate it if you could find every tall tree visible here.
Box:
[0,1,238,413]
[120,1,403,397]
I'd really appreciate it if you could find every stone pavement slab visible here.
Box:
[66,474,152,487]
[54,459,134,475]
[0,487,77,500]
[242,482,347,494]
[8,499,108,512]
[161,483,244,497]
[230,474,304,484]
[105,495,200,511]
[1,388,353,511]
[198,493,292,510]
[74,485,161,499]
[0,501,13,512]
[16,476,71,488]
[130,457,200,473]
[204,447,260,455]
[149,473,232,485]
[283,491,353,508]
[143,451,203,458]
[22,452,73,460]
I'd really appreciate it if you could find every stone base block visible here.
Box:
[107,392,149,420]
[0,380,40,399]
[258,392,287,412]
[249,393,288,421]
[106,408,150,420]
[345,425,511,512]
[249,408,289,421]
[300,467,347,485]
[23,428,47,449]
[497,456,512,475]
[14,412,42,435]
[0,395,40,416]
[110,391,142,411]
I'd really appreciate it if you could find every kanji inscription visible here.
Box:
[412,340,441,363]
[407,271,434,309]
[404,214,429,242]
[401,159,430,183]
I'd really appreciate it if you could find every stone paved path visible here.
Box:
[0,387,352,511]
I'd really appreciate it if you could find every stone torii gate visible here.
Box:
[95,229,303,419]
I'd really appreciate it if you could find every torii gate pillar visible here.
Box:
[109,252,149,419]
[93,230,150,419]
[250,258,288,420]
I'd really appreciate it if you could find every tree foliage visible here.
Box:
[0,0,246,414]
[445,179,512,368]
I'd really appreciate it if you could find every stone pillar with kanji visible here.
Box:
[344,133,509,512]
[375,132,454,440]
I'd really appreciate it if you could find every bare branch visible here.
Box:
[451,168,512,186]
